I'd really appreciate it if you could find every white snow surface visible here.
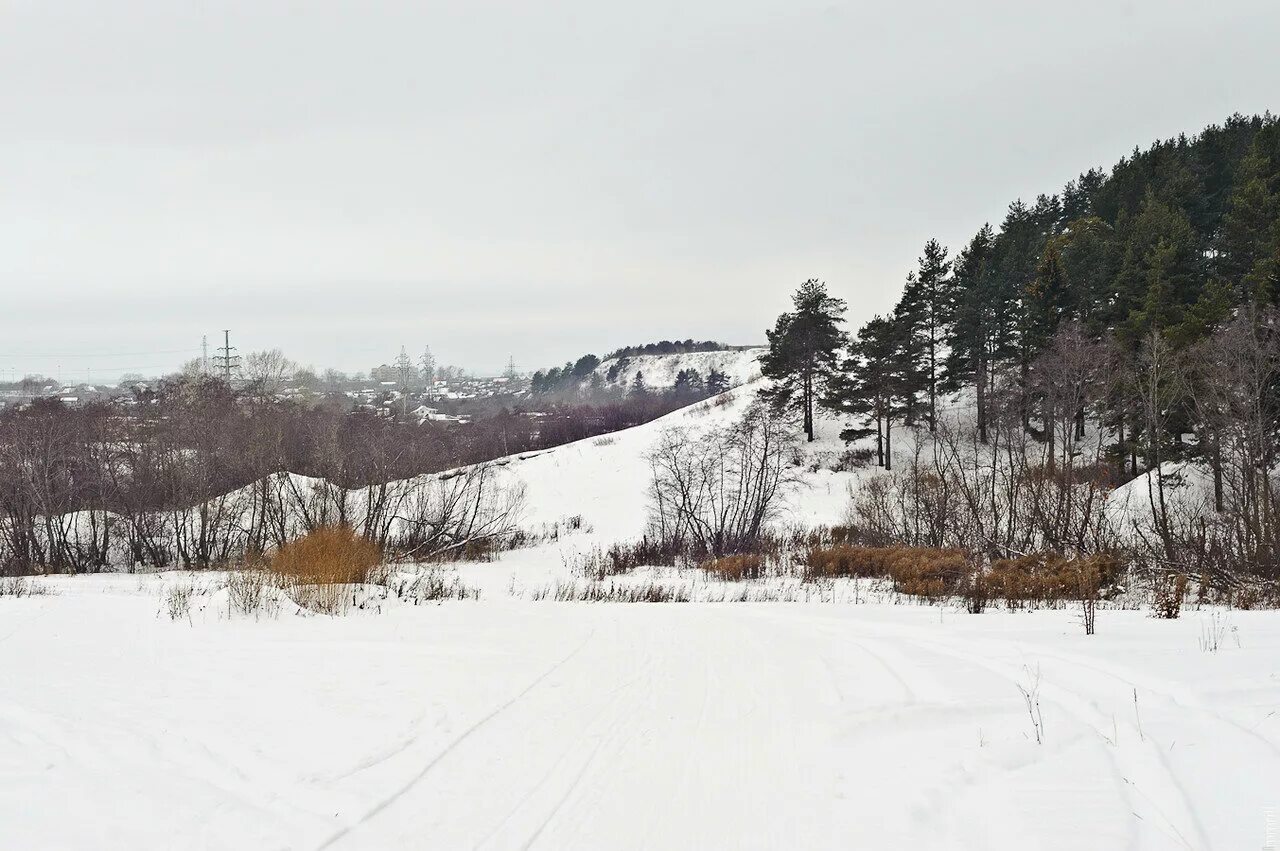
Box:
[4,574,1279,850]
[4,384,1280,849]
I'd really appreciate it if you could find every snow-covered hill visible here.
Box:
[591,347,764,390]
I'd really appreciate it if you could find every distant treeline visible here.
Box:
[603,339,726,360]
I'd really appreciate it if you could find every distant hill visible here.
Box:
[592,348,764,390]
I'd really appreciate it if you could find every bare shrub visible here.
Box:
[833,447,876,471]
[646,403,799,558]
[849,365,1116,561]
[1228,580,1280,610]
[1151,572,1188,619]
[225,567,277,618]
[391,464,526,562]
[163,582,195,623]
[1080,563,1100,635]
[390,569,480,603]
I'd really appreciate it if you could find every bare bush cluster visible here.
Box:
[646,403,800,558]
[389,570,481,603]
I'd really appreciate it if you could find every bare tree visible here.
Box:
[392,464,526,560]
[241,349,297,396]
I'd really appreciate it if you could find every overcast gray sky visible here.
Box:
[3,0,1278,380]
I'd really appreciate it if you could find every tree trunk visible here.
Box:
[875,414,884,468]
[976,344,988,445]
[885,418,893,472]
[803,372,814,442]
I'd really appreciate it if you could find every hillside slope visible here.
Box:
[591,347,764,390]
[489,378,860,545]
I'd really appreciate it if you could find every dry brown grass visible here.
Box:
[887,550,969,601]
[702,554,765,581]
[984,553,1118,610]
[802,544,968,597]
[267,526,384,614]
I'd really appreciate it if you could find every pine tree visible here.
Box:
[824,314,913,469]
[1026,236,1071,351]
[1112,193,1200,343]
[760,279,848,441]
[942,225,996,441]
[1218,144,1280,302]
[572,354,601,379]
[1058,216,1116,333]
[706,368,730,396]
[896,239,952,430]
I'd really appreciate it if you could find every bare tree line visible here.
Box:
[0,376,527,574]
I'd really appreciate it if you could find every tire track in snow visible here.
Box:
[316,628,597,850]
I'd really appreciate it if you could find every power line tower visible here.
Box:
[201,335,210,375]
[213,329,239,384]
[503,355,518,382]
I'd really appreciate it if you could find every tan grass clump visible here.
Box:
[702,554,765,581]
[268,526,383,614]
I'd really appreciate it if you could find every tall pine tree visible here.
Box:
[761,279,848,441]
[896,239,952,431]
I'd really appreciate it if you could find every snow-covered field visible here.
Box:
[4,574,1278,850]
[4,381,1280,850]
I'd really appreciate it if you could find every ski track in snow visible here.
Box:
[317,628,599,849]
[5,582,1279,850]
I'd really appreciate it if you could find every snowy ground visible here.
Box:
[3,572,1279,850]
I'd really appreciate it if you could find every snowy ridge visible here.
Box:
[591,347,764,390]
